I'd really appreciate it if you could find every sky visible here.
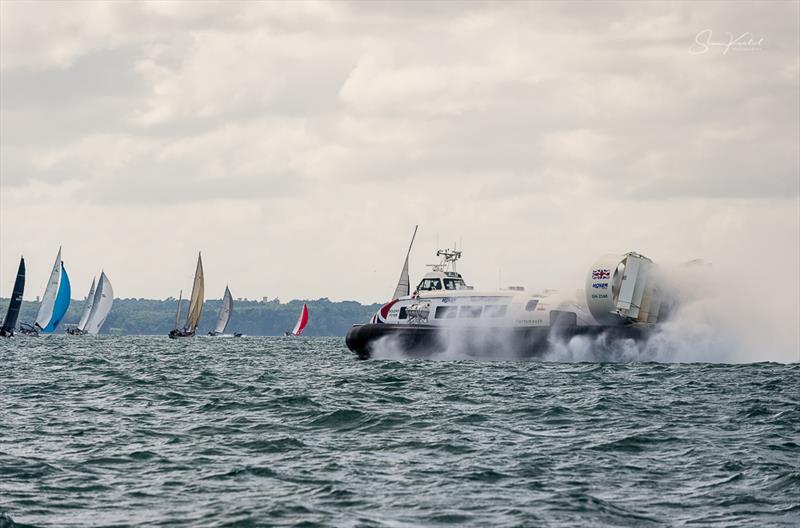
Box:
[1,1,798,308]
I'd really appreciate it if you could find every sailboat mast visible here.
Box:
[407,225,419,258]
[174,290,183,330]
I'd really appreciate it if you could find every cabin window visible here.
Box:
[484,305,508,318]
[434,306,457,319]
[398,307,408,320]
[419,278,443,291]
[443,278,468,290]
[525,300,539,311]
[459,306,482,318]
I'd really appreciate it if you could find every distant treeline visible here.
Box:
[0,297,380,336]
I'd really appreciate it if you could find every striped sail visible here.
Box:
[184,253,204,333]
[35,247,63,330]
[84,272,113,335]
[76,277,97,331]
[213,286,233,334]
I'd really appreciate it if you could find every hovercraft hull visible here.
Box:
[345,323,654,359]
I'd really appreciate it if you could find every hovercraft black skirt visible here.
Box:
[345,323,654,359]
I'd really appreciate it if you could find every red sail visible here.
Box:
[292,303,309,336]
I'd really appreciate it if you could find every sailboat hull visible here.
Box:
[169,329,195,339]
[1,257,26,338]
[17,323,40,336]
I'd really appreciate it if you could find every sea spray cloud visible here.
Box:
[546,262,799,364]
[369,325,535,362]
[368,261,799,364]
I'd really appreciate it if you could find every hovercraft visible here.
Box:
[346,243,668,359]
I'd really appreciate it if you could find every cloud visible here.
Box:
[0,0,797,338]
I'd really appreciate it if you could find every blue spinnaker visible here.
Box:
[42,265,71,333]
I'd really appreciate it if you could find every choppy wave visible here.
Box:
[1,337,798,526]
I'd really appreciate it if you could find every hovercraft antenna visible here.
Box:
[428,248,462,273]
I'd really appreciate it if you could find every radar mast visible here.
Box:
[428,248,462,273]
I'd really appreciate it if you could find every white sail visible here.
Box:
[184,253,204,333]
[392,226,418,299]
[35,247,63,329]
[84,272,114,335]
[213,286,233,334]
[393,257,411,300]
[76,277,97,331]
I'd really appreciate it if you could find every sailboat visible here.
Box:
[19,247,71,335]
[392,225,418,300]
[208,286,233,336]
[67,272,114,335]
[169,253,204,338]
[1,257,26,337]
[67,277,95,335]
[285,303,309,337]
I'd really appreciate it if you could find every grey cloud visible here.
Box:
[0,1,797,303]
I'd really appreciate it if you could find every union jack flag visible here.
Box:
[592,269,611,280]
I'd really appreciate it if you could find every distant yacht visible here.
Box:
[285,303,309,336]
[208,286,234,336]
[67,272,114,335]
[169,253,204,338]
[68,276,96,335]
[0,257,25,338]
[19,247,71,336]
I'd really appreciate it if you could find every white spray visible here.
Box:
[369,262,799,364]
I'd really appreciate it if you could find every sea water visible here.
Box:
[1,336,798,527]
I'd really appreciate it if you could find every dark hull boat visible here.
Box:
[0,257,25,338]
[17,323,40,336]
[168,253,204,339]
